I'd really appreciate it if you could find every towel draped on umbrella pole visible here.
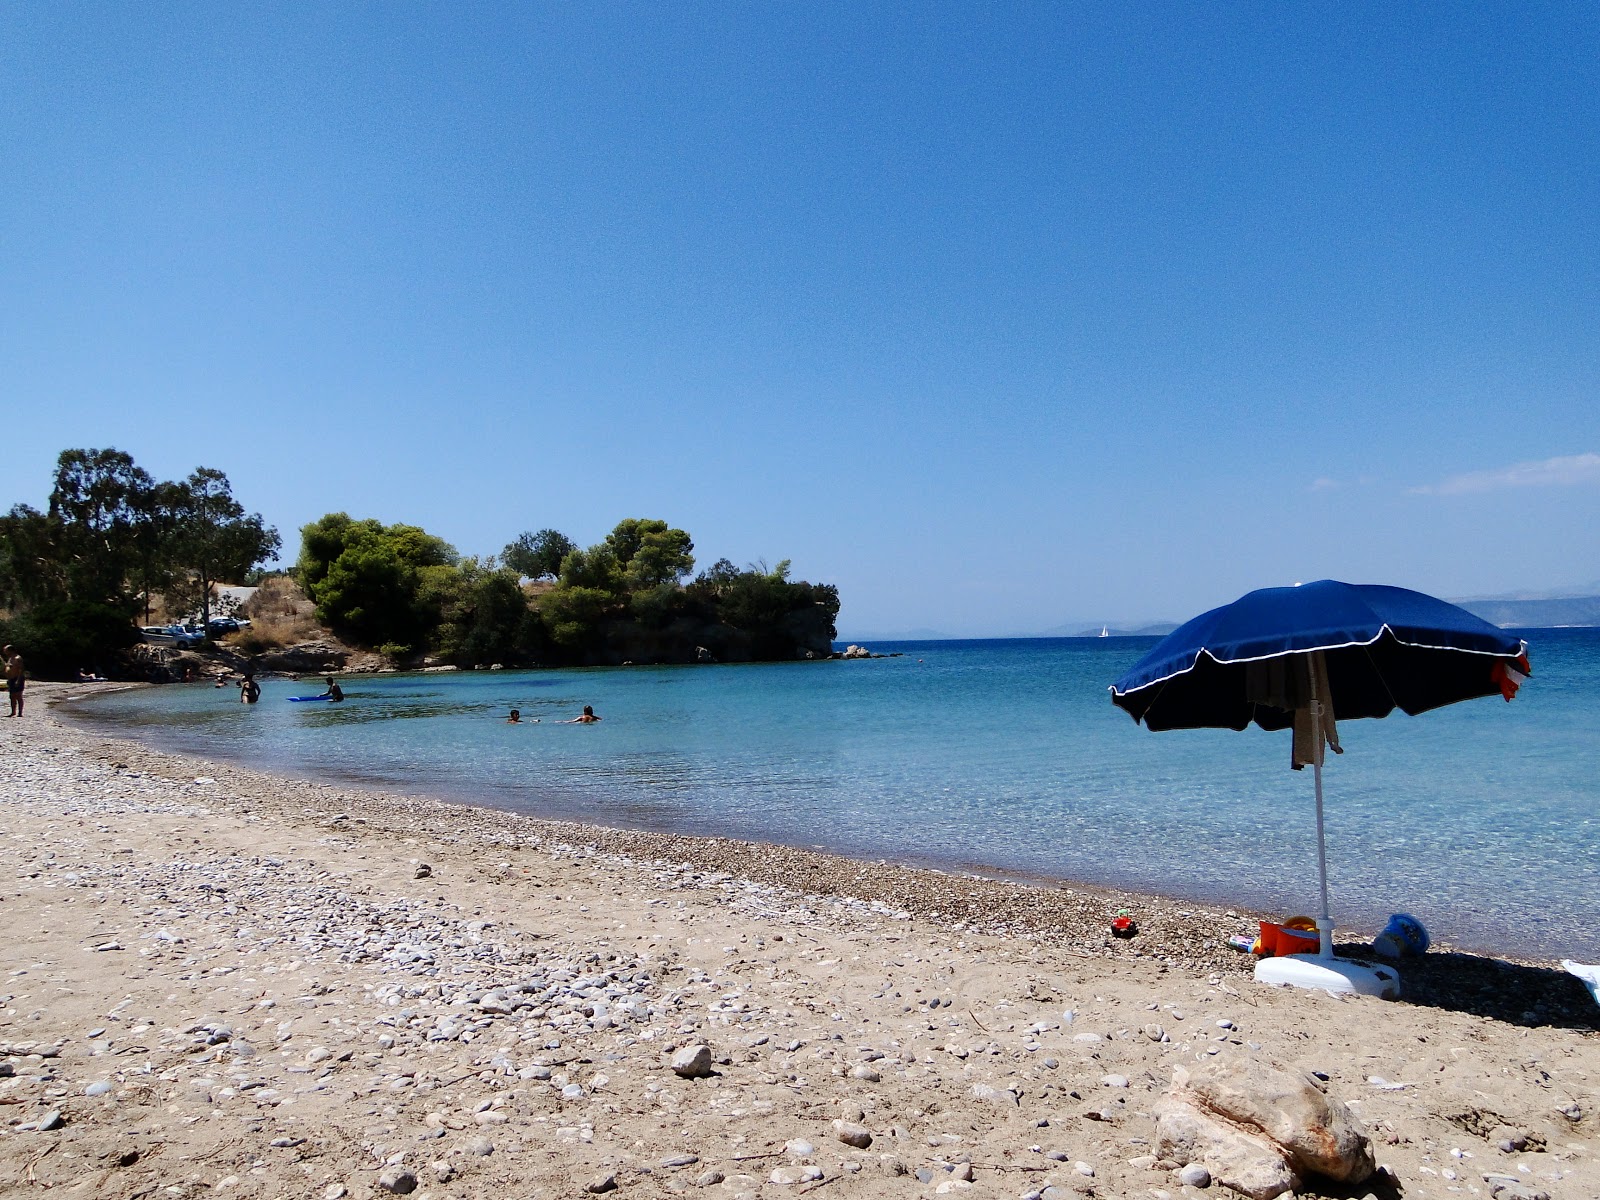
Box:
[1110,580,1530,996]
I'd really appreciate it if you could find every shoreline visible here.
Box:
[51,680,1578,968]
[2,685,1597,1198]
[42,684,1600,1017]
[49,683,1261,978]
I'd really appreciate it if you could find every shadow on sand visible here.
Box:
[1334,944,1599,1030]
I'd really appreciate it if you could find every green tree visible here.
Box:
[166,468,281,628]
[604,518,695,590]
[47,448,154,605]
[296,514,459,652]
[0,505,67,610]
[0,600,139,681]
[129,481,187,624]
[690,558,839,658]
[537,585,614,651]
[502,529,577,580]
[437,560,532,666]
[557,544,624,595]
[1,448,280,678]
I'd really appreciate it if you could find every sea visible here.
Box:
[68,630,1600,961]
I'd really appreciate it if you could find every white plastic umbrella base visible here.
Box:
[1255,953,1401,999]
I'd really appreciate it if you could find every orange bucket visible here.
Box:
[1256,920,1320,957]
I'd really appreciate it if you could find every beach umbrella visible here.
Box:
[1109,580,1530,994]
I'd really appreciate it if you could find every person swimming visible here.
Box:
[321,676,344,702]
[507,708,521,723]
[568,704,601,724]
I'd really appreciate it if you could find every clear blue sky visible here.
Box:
[4,3,1597,637]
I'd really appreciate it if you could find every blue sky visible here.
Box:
[4,3,1597,637]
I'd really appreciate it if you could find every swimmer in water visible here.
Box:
[320,676,344,702]
[568,704,600,724]
[506,708,521,723]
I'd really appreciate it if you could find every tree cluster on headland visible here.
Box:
[296,513,840,668]
[1,448,840,678]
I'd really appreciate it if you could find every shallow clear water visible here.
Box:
[71,630,1600,959]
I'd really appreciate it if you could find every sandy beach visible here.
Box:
[0,684,1594,1199]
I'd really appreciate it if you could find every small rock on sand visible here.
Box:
[671,1043,714,1078]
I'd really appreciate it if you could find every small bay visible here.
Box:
[72,629,1600,960]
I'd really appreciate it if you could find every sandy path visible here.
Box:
[0,685,1595,1199]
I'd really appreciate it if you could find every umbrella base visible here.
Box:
[1255,953,1400,999]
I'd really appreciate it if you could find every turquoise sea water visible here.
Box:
[71,631,1600,959]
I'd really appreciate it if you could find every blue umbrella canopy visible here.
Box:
[1111,580,1528,733]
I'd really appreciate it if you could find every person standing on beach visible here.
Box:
[3,646,23,717]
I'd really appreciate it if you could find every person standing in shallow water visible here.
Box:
[239,673,261,704]
[4,645,24,717]
[320,676,344,702]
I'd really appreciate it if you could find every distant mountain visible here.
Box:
[1453,595,1600,629]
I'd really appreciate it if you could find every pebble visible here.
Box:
[1179,1163,1211,1187]
[770,1165,823,1185]
[786,1138,816,1157]
[376,1166,417,1194]
[1100,1074,1129,1088]
[834,1119,873,1148]
[972,1083,1019,1105]
[671,1043,714,1078]
[584,1172,618,1193]
[662,1153,700,1167]
[84,1080,112,1096]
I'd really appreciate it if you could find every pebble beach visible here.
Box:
[1,683,1596,1199]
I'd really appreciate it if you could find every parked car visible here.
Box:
[206,617,240,634]
[140,624,206,649]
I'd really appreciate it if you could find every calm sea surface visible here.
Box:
[69,631,1600,959]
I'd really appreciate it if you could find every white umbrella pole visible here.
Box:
[1310,671,1334,959]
